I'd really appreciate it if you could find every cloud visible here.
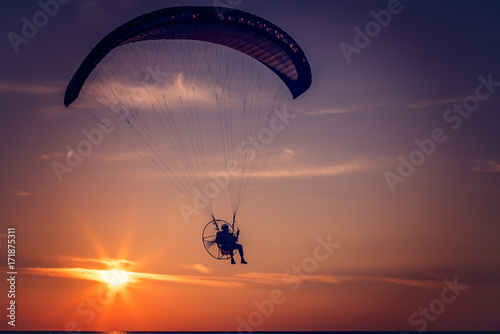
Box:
[0,81,62,95]
[253,161,374,178]
[90,148,378,180]
[14,190,50,197]
[23,257,239,287]
[235,272,445,289]
[38,152,66,160]
[38,105,70,117]
[274,148,296,162]
[406,98,463,109]
[304,100,402,115]
[102,151,142,162]
[23,266,242,288]
[235,272,284,285]
[471,159,500,172]
[21,255,449,290]
[235,272,342,286]
[371,276,445,289]
[306,108,350,115]
[73,42,241,114]
[234,272,348,286]
[79,71,218,113]
[181,264,213,274]
[128,272,240,287]
[60,257,136,269]
[307,97,467,116]
[406,101,432,109]
[23,267,127,283]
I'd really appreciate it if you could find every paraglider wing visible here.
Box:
[63,5,313,223]
[64,6,312,107]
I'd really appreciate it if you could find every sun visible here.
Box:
[99,269,130,288]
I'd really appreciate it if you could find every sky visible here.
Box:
[1,0,500,331]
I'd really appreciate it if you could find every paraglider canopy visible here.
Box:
[64,6,312,107]
[64,6,312,252]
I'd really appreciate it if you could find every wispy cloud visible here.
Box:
[23,267,134,283]
[21,255,448,290]
[235,272,342,286]
[181,264,213,274]
[16,190,30,196]
[38,152,66,160]
[74,44,235,114]
[277,148,296,161]
[253,161,374,178]
[89,150,379,180]
[0,81,62,95]
[307,97,467,116]
[235,272,445,289]
[306,108,350,115]
[305,101,400,115]
[102,151,142,162]
[128,271,240,287]
[372,276,445,289]
[23,266,242,287]
[406,98,463,109]
[22,257,238,287]
[60,257,136,269]
[471,159,500,172]
[38,105,70,117]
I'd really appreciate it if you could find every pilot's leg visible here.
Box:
[229,249,236,264]
[235,244,246,264]
[235,244,244,257]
